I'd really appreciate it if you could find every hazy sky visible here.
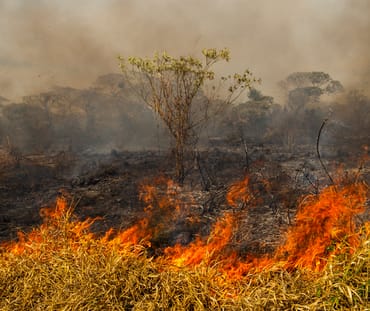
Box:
[0,0,369,101]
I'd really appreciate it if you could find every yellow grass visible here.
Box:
[0,214,368,310]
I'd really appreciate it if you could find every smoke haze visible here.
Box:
[0,0,369,101]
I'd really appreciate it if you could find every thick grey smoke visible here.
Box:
[0,0,369,100]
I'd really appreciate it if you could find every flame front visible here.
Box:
[1,176,368,280]
[164,212,235,267]
[275,182,367,271]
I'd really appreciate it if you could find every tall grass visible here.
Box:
[0,181,369,310]
[0,218,368,310]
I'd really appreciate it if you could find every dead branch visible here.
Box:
[316,118,335,187]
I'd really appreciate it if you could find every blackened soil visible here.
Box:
[0,145,369,256]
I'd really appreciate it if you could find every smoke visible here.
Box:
[0,0,369,100]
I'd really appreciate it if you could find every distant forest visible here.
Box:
[0,72,369,155]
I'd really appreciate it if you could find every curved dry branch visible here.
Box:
[316,118,335,188]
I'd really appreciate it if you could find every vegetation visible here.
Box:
[0,70,368,158]
[0,180,368,310]
[0,67,367,311]
[0,221,368,310]
[118,49,257,183]
[279,71,344,111]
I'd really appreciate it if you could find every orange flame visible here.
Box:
[3,197,98,256]
[275,182,367,271]
[39,196,68,220]
[226,176,252,208]
[107,218,151,248]
[140,177,182,212]
[101,177,195,250]
[1,174,368,281]
[164,213,235,267]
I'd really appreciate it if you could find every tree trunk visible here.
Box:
[175,134,186,185]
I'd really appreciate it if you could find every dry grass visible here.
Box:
[0,216,368,310]
[0,180,369,310]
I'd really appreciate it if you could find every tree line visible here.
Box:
[0,49,369,183]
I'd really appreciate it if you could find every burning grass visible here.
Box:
[0,179,369,310]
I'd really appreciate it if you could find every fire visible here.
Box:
[226,176,252,208]
[39,196,68,220]
[275,182,367,271]
[164,212,235,267]
[100,177,196,250]
[1,175,368,281]
[140,176,182,212]
[3,197,97,256]
[105,218,151,248]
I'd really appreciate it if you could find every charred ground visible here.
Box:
[0,72,369,257]
[1,144,368,258]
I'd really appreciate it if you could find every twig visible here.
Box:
[239,128,250,173]
[316,119,336,188]
[195,150,212,191]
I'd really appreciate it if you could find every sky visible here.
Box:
[0,0,369,101]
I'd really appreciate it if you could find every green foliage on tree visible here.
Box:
[118,48,258,183]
